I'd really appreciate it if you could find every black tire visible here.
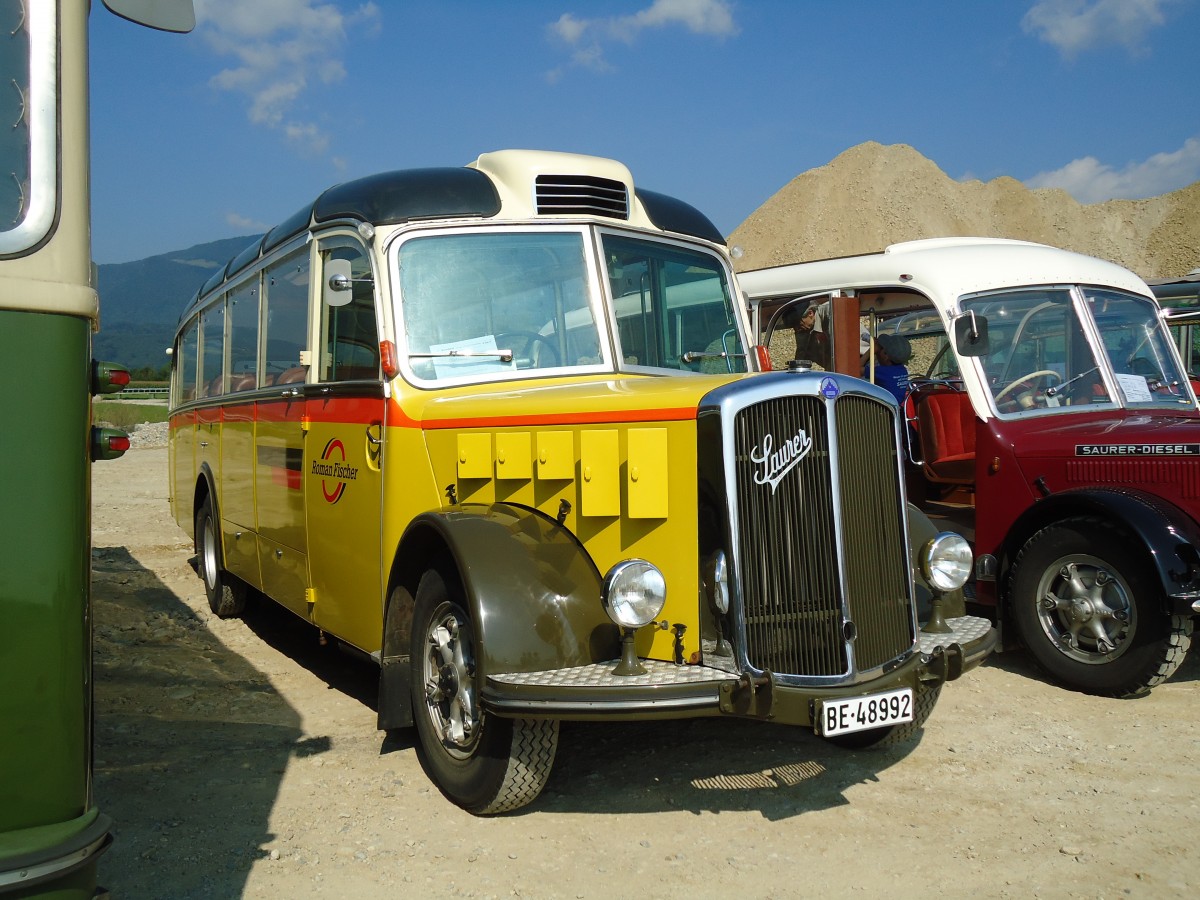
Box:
[410,569,558,814]
[826,684,941,750]
[1009,517,1192,698]
[194,494,247,618]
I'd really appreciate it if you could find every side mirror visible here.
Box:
[954,312,989,357]
[324,258,357,308]
[103,0,195,33]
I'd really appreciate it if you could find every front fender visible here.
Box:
[398,503,620,677]
[1004,488,1200,614]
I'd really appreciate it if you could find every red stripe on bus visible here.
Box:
[170,395,696,430]
[386,398,697,430]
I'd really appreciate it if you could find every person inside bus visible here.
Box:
[774,299,829,369]
[866,333,913,405]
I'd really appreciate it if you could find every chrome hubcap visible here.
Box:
[1035,555,1134,664]
[422,603,479,756]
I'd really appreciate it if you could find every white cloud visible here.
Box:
[1025,137,1200,203]
[193,0,380,154]
[548,0,738,73]
[226,212,269,231]
[1021,0,1177,57]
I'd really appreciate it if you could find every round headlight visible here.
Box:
[602,559,667,628]
[921,531,973,592]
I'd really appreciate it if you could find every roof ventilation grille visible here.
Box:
[535,175,628,219]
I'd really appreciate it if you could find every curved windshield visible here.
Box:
[1087,288,1192,407]
[961,287,1191,415]
[398,230,605,384]
[396,228,746,385]
[602,233,747,374]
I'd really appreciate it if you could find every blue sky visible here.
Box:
[89,0,1200,264]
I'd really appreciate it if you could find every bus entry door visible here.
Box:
[303,396,384,652]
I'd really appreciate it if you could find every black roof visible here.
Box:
[180,162,724,324]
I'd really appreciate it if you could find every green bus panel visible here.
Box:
[0,309,100,896]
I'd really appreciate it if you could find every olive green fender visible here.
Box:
[377,503,620,730]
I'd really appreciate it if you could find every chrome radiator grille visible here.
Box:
[730,391,914,679]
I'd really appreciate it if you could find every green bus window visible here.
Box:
[228,279,260,392]
[319,239,379,382]
[263,249,311,386]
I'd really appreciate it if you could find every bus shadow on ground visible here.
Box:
[528,714,921,821]
[229,591,929,822]
[91,545,307,899]
[237,591,381,712]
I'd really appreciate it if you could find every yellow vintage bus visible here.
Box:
[169,150,995,814]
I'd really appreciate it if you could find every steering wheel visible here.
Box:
[496,331,560,368]
[995,369,1062,408]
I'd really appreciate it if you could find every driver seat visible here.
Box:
[915,389,976,485]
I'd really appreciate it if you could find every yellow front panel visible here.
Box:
[394,374,744,664]
[457,432,492,479]
[627,427,668,519]
[494,431,532,480]
[580,430,620,517]
[536,431,575,480]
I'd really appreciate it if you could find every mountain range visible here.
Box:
[95,142,1200,372]
[94,235,259,372]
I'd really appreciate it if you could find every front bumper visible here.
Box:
[483,614,997,727]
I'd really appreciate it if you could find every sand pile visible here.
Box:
[729,142,1200,280]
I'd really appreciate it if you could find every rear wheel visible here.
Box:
[826,684,941,749]
[1010,518,1192,697]
[410,568,558,814]
[195,494,246,618]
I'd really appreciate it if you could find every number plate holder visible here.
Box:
[814,687,914,737]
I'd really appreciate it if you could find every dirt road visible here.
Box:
[90,446,1199,899]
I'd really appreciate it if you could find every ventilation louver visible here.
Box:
[535,175,628,219]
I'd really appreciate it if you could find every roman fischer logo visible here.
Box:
[312,438,358,504]
[751,427,813,494]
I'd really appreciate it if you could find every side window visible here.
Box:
[176,317,199,404]
[319,237,379,382]
[198,302,225,398]
[263,248,311,386]
[228,278,260,392]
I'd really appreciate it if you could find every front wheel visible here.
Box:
[826,684,941,749]
[410,568,558,814]
[195,494,246,618]
[1009,518,1192,697]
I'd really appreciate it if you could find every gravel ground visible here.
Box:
[90,447,1200,899]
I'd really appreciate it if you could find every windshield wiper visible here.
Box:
[1045,366,1099,397]
[680,349,746,364]
[409,349,514,362]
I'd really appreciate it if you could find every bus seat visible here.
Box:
[275,366,308,385]
[916,389,976,485]
[228,373,257,392]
